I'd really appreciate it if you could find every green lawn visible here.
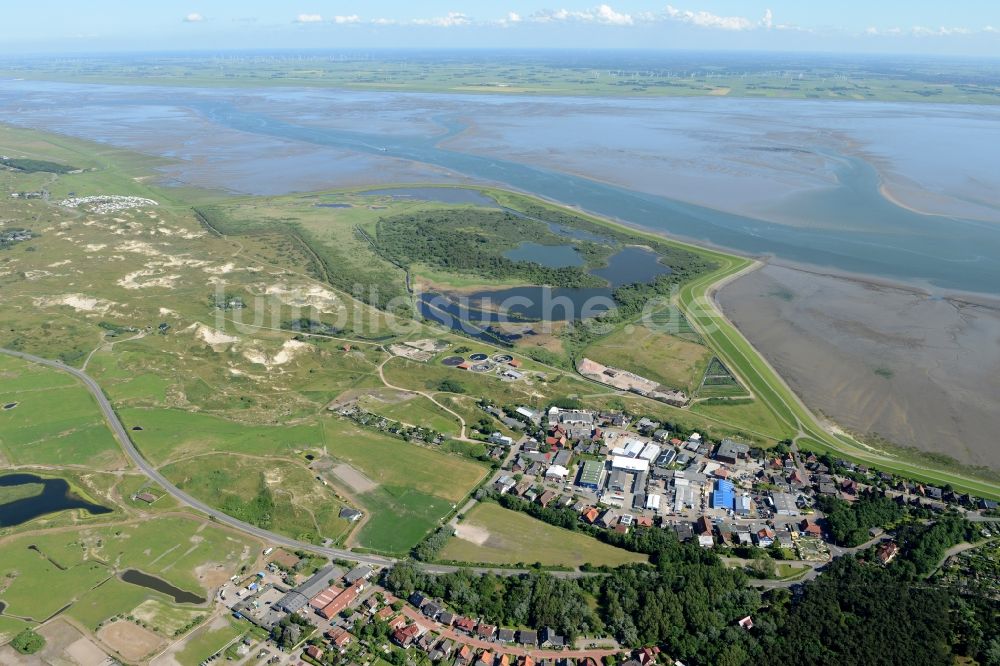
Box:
[440,502,648,568]
[0,355,123,469]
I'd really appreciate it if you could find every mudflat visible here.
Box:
[719,264,1000,471]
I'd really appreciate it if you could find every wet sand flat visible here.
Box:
[719,265,1000,470]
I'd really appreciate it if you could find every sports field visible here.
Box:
[440,502,647,568]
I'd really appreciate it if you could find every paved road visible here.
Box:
[0,347,396,567]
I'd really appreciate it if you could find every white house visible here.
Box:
[545,465,569,481]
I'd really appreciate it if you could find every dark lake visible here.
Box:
[120,569,206,605]
[419,244,670,334]
[504,242,584,268]
[0,473,112,528]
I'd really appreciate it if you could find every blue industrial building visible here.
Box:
[711,479,734,510]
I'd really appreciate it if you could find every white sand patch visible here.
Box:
[204,262,236,275]
[179,230,206,240]
[47,260,72,268]
[190,324,239,347]
[117,269,181,290]
[265,283,343,313]
[159,307,177,317]
[84,243,107,252]
[160,255,209,269]
[243,339,312,368]
[33,294,117,313]
[23,270,53,280]
[117,240,164,257]
[454,523,491,546]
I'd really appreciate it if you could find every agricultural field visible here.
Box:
[0,355,124,469]
[7,53,999,105]
[441,502,648,568]
[581,323,713,394]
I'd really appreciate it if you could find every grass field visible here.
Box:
[122,407,325,466]
[160,454,353,545]
[441,502,647,568]
[173,615,244,666]
[321,418,486,503]
[131,598,207,637]
[581,323,713,394]
[358,392,461,435]
[0,355,124,470]
[691,399,794,441]
[0,616,34,645]
[320,417,488,553]
[1,514,256,631]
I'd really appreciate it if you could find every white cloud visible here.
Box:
[371,17,396,25]
[595,4,633,25]
[295,13,324,23]
[530,4,634,26]
[332,15,361,25]
[663,5,772,31]
[412,12,471,27]
[183,12,204,23]
[496,11,523,27]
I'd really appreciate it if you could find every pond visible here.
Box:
[120,569,206,605]
[363,187,498,207]
[0,473,113,528]
[420,245,670,330]
[503,242,584,268]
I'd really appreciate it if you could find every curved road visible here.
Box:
[0,347,397,567]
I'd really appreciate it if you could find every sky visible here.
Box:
[0,1,998,56]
